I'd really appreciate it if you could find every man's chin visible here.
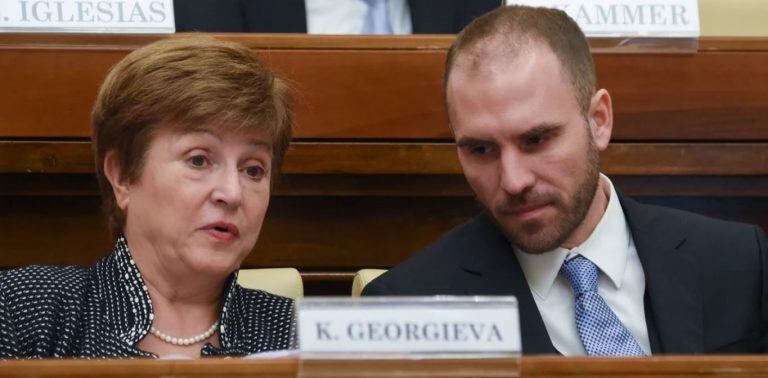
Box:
[496,218,565,255]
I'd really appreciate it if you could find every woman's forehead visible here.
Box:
[172,120,272,141]
[155,122,274,151]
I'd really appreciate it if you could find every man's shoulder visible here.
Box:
[363,215,505,295]
[622,196,761,239]
[396,214,497,266]
[622,196,766,271]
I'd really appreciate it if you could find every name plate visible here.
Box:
[296,296,520,359]
[506,0,700,37]
[0,0,175,33]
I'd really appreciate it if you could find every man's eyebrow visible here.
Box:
[456,136,490,148]
[519,123,562,139]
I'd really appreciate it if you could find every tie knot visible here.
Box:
[560,256,599,296]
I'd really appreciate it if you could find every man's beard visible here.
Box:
[489,140,600,254]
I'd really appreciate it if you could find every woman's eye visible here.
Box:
[188,155,209,168]
[244,165,266,180]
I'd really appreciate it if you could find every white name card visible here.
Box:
[0,0,175,33]
[297,297,520,358]
[506,0,700,37]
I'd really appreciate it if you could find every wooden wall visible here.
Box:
[1,34,767,294]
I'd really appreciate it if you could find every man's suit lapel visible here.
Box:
[459,215,558,355]
[619,195,703,353]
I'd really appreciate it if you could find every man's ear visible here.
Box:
[588,88,613,151]
[103,150,131,210]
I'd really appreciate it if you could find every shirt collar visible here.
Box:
[513,174,632,299]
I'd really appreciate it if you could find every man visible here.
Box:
[173,0,499,34]
[362,5,768,355]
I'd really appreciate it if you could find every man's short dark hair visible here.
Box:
[445,5,596,116]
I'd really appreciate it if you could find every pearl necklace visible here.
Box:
[149,320,219,346]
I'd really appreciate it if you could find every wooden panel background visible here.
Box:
[1,34,767,295]
[2,34,768,140]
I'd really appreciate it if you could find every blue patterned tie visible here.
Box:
[362,0,393,34]
[560,256,646,356]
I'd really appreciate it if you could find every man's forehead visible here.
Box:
[450,41,560,80]
[446,43,576,114]
[453,37,522,73]
[446,43,583,139]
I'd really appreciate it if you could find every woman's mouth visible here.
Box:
[203,222,240,241]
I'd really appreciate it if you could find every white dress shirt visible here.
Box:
[513,175,652,355]
[305,0,413,34]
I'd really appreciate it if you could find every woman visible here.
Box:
[0,37,294,358]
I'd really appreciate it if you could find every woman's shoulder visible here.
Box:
[229,285,295,331]
[0,265,91,313]
[1,265,90,295]
[223,285,296,353]
[233,285,295,317]
[0,265,92,358]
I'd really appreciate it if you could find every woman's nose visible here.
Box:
[211,166,243,208]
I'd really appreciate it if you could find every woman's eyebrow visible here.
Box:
[247,139,272,150]
[181,127,221,141]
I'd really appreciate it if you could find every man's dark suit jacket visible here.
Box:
[362,195,768,354]
[174,0,500,33]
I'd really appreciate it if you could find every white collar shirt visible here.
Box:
[306,0,412,35]
[513,175,652,355]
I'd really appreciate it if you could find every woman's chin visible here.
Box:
[159,232,256,279]
[186,257,243,278]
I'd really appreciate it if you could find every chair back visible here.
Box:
[351,269,387,297]
[237,268,304,299]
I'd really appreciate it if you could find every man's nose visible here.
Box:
[211,166,243,208]
[498,150,536,196]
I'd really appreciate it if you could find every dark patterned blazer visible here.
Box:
[0,237,295,358]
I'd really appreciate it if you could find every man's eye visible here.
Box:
[524,134,549,147]
[470,145,489,155]
[244,165,266,180]
[188,155,209,168]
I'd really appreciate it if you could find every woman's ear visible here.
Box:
[103,150,131,210]
[588,88,613,152]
